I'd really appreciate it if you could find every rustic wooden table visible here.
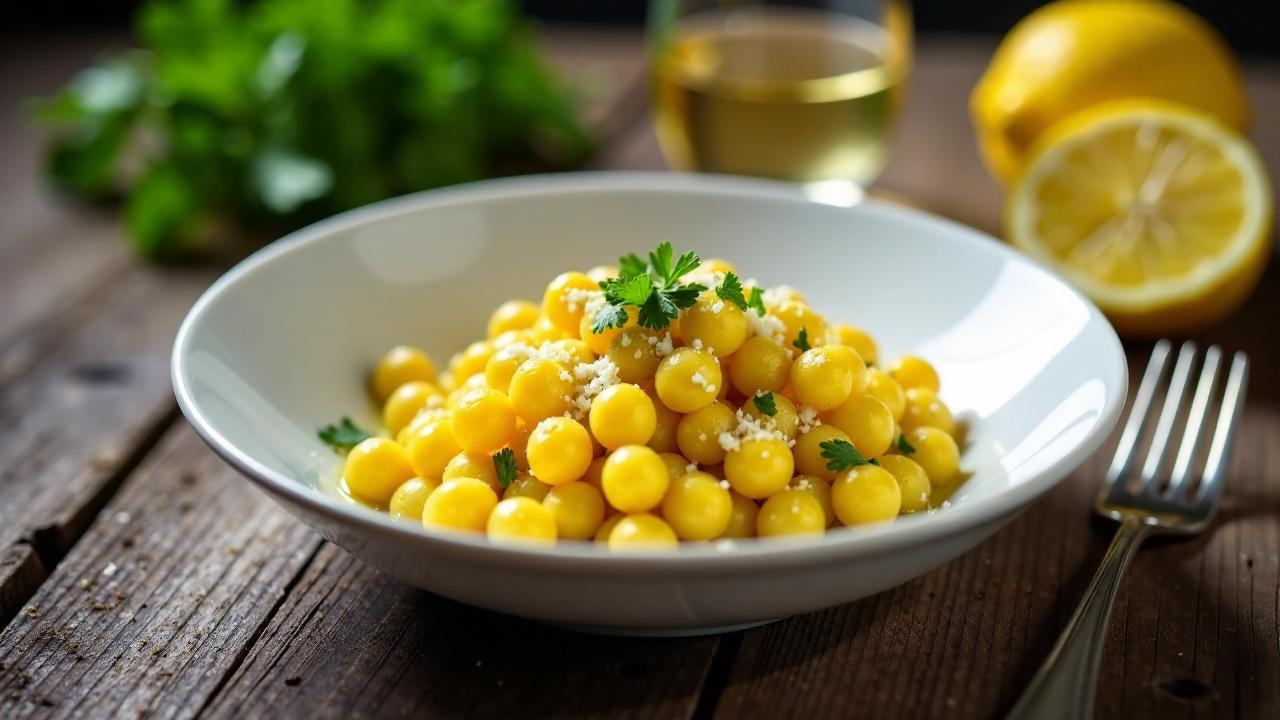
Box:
[1,28,1278,720]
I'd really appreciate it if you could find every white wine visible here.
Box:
[653,6,908,186]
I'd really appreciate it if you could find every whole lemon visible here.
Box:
[971,0,1248,184]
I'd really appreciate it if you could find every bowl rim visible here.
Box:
[172,171,1127,572]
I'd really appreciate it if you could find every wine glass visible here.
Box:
[648,0,912,191]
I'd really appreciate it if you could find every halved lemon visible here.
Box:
[1007,100,1272,336]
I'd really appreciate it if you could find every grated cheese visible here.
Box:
[565,355,621,419]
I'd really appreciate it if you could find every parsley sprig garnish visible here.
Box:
[819,439,874,472]
[895,433,916,455]
[592,242,708,333]
[752,391,777,417]
[318,417,372,452]
[714,272,767,317]
[492,448,518,490]
[793,326,812,353]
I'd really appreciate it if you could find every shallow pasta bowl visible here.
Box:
[172,172,1126,636]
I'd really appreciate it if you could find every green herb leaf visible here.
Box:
[591,303,630,333]
[618,253,648,278]
[753,391,777,417]
[602,272,653,307]
[793,327,812,353]
[667,251,701,285]
[715,272,748,310]
[318,417,372,451]
[746,287,767,316]
[895,433,916,455]
[819,439,873,472]
[492,448,517,490]
[648,242,674,282]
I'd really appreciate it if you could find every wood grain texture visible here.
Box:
[202,542,721,720]
[0,423,323,719]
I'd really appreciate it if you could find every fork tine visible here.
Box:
[1137,342,1198,492]
[1196,352,1249,512]
[1106,340,1173,489]
[1167,346,1223,500]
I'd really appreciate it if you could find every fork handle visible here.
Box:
[1005,516,1149,720]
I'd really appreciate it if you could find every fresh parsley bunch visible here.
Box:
[592,243,709,333]
[33,0,593,260]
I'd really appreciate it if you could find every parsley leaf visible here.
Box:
[746,287,767,316]
[618,253,648,278]
[793,326,812,353]
[603,272,653,307]
[819,439,873,472]
[895,433,916,455]
[591,243,705,332]
[715,272,748,310]
[753,391,777,417]
[492,448,518,490]
[318,417,372,451]
[590,303,630,333]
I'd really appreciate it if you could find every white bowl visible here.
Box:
[172,172,1126,636]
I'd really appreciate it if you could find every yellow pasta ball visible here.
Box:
[653,452,683,477]
[382,381,442,436]
[774,301,827,354]
[833,464,901,525]
[526,417,593,486]
[508,419,533,469]
[442,450,502,496]
[655,347,722,413]
[488,300,541,339]
[676,401,736,466]
[550,338,595,367]
[889,355,940,392]
[581,456,608,493]
[742,391,800,440]
[698,258,737,277]
[907,427,960,487]
[865,369,907,421]
[529,314,568,343]
[793,424,852,481]
[602,445,671,513]
[388,477,438,522]
[423,477,498,533]
[484,344,532,394]
[594,513,624,542]
[790,346,857,411]
[679,292,749,357]
[486,497,557,545]
[503,473,553,502]
[372,345,438,401]
[542,481,606,540]
[719,491,761,539]
[900,387,956,436]
[450,388,517,454]
[789,475,835,526]
[661,471,732,540]
[827,323,878,365]
[405,417,462,481]
[724,438,794,499]
[877,455,931,513]
[345,438,416,505]
[607,327,665,383]
[541,271,598,334]
[509,358,573,424]
[644,385,682,453]
[608,513,678,550]
[580,304,636,355]
[396,406,442,446]
[451,340,495,381]
[823,393,895,459]
[758,489,826,537]
[589,383,657,450]
[728,336,791,396]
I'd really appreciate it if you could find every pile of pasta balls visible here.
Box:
[335,250,963,550]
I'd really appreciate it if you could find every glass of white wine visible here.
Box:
[649,0,912,189]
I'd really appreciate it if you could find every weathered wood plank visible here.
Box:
[0,423,323,719]
[200,541,721,720]
[0,264,215,623]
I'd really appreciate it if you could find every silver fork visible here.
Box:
[1005,340,1249,720]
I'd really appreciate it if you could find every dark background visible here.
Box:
[3,1,1279,55]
